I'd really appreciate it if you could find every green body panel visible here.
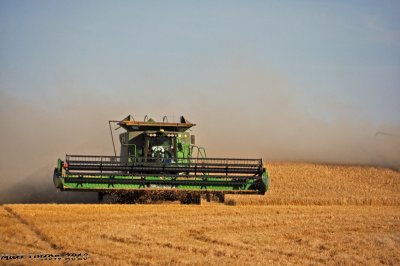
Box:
[57,158,62,172]
[56,166,269,193]
[263,168,270,192]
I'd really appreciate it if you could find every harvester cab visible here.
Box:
[117,115,198,163]
[53,115,269,203]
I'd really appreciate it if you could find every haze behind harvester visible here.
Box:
[53,115,269,203]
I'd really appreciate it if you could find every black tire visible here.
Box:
[180,193,201,205]
[205,192,211,202]
[98,192,104,201]
[192,194,201,205]
[216,192,225,203]
[180,193,192,204]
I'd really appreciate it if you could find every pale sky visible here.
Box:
[0,1,399,166]
[1,1,399,123]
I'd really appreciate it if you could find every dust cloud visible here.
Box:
[0,66,398,203]
[0,92,111,203]
[184,63,400,169]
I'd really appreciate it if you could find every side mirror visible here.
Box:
[177,143,183,151]
[190,135,195,145]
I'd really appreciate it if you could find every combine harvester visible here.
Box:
[53,115,269,204]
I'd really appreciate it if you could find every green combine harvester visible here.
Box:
[53,115,269,203]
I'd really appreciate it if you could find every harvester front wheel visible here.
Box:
[98,192,104,201]
[180,193,201,205]
[216,192,225,203]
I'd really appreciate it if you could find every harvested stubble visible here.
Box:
[0,163,399,265]
[1,204,399,265]
[226,162,400,206]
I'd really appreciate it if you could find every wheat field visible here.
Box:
[226,162,400,206]
[0,163,399,265]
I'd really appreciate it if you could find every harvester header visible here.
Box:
[53,115,269,203]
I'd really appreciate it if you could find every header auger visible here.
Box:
[53,115,269,204]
